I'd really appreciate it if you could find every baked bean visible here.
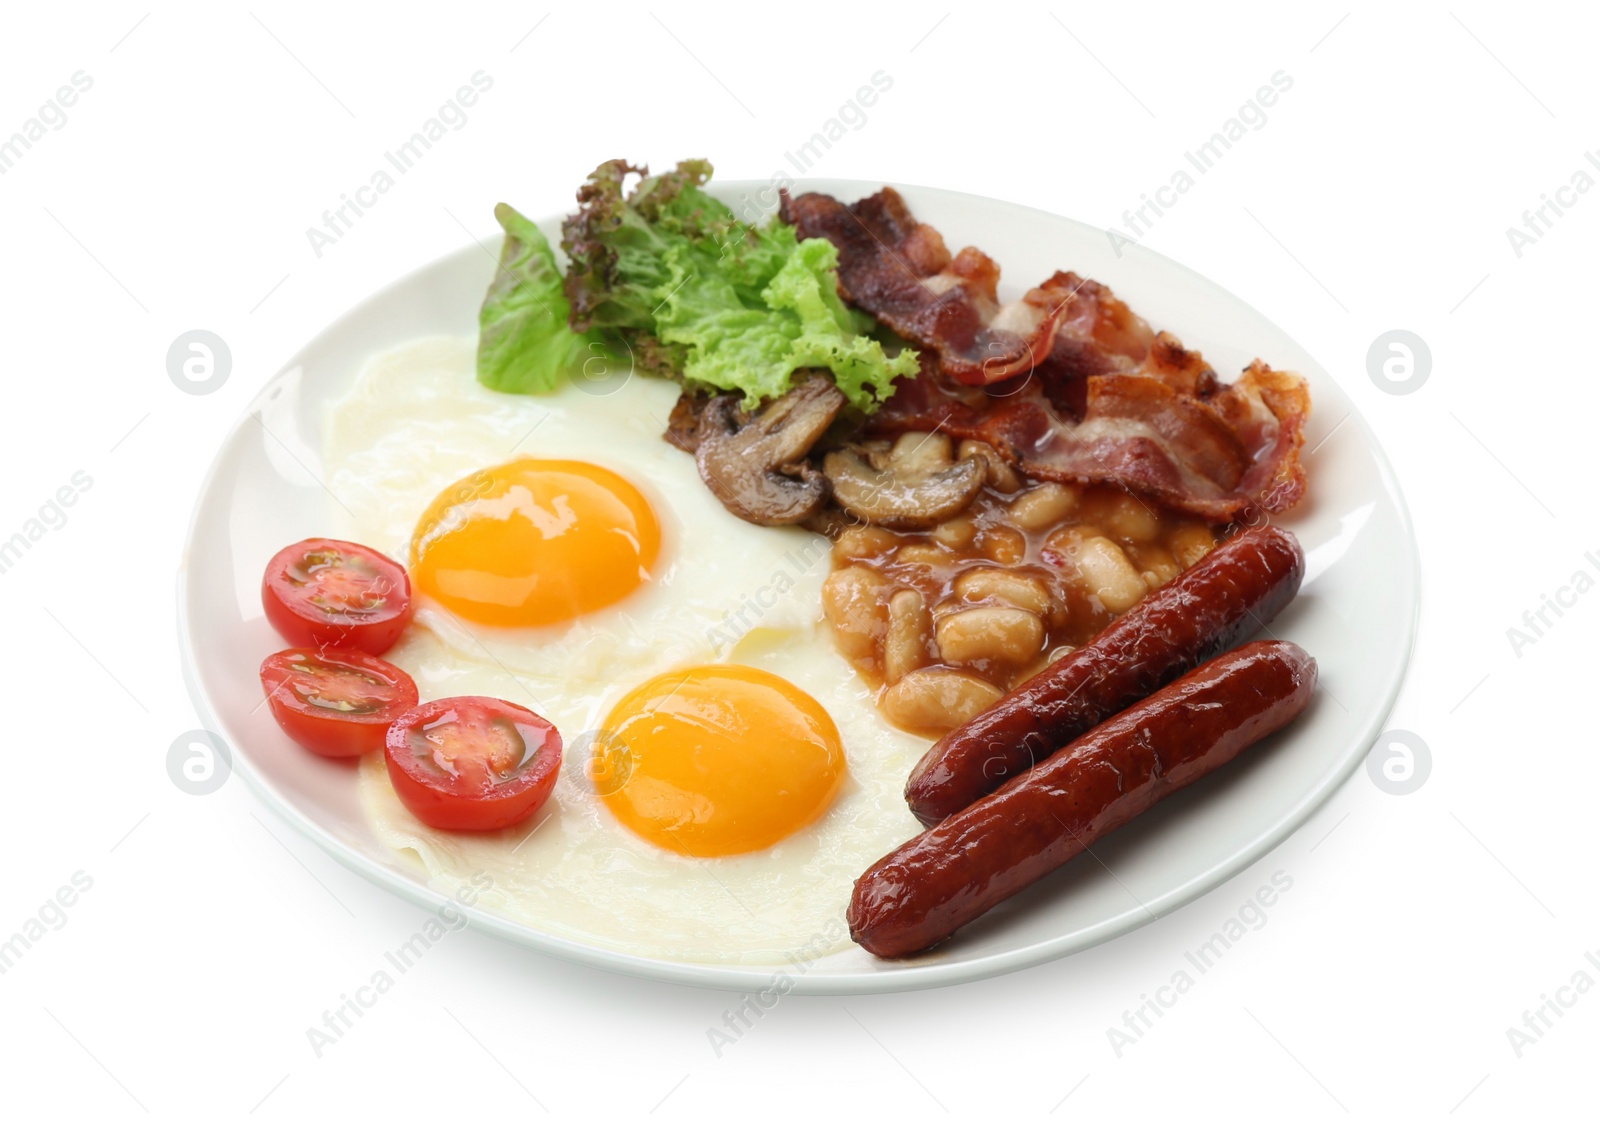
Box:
[1168,523,1216,570]
[834,525,898,562]
[1105,492,1161,542]
[821,565,888,660]
[897,543,953,566]
[1008,483,1080,531]
[1137,546,1181,589]
[935,606,1045,665]
[932,515,977,549]
[892,431,952,473]
[884,589,935,683]
[1045,523,1105,555]
[879,668,1004,733]
[977,525,1026,565]
[1073,534,1149,612]
[954,567,1052,616]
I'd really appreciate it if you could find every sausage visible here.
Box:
[850,640,1317,958]
[904,524,1304,826]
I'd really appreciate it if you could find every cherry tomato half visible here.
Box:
[262,538,413,655]
[259,648,420,758]
[384,696,562,831]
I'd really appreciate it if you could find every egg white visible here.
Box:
[326,337,929,964]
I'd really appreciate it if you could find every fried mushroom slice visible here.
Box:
[823,433,986,530]
[664,390,713,454]
[694,374,846,526]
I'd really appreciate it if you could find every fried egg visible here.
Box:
[325,337,928,963]
[599,664,847,857]
[324,336,821,683]
[409,457,661,628]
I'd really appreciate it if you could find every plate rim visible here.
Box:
[176,177,1421,995]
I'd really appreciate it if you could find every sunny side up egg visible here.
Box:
[601,665,847,857]
[410,457,660,628]
[323,336,929,964]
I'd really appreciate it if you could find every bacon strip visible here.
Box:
[780,188,1065,385]
[868,357,1308,522]
[794,189,1311,521]
[981,384,1249,522]
[1209,361,1309,512]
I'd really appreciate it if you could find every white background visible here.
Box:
[2,2,1594,1122]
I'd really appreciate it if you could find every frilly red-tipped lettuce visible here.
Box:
[476,159,917,412]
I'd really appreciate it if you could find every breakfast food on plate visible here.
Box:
[902,524,1306,826]
[261,537,413,654]
[598,665,846,855]
[409,459,661,627]
[778,186,1309,518]
[251,157,1321,964]
[259,648,419,758]
[642,174,1310,739]
[814,474,1228,737]
[384,696,562,831]
[848,641,1319,957]
[476,161,916,413]
[309,337,930,963]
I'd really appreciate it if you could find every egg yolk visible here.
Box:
[599,665,846,857]
[410,458,660,628]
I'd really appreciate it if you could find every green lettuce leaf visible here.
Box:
[476,203,612,394]
[655,228,918,409]
[479,160,917,412]
[562,159,916,411]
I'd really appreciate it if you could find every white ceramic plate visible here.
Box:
[178,179,1418,994]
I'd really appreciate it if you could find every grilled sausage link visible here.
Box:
[904,524,1305,826]
[851,640,1317,958]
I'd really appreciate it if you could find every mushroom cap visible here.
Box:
[823,445,986,531]
[693,375,846,527]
